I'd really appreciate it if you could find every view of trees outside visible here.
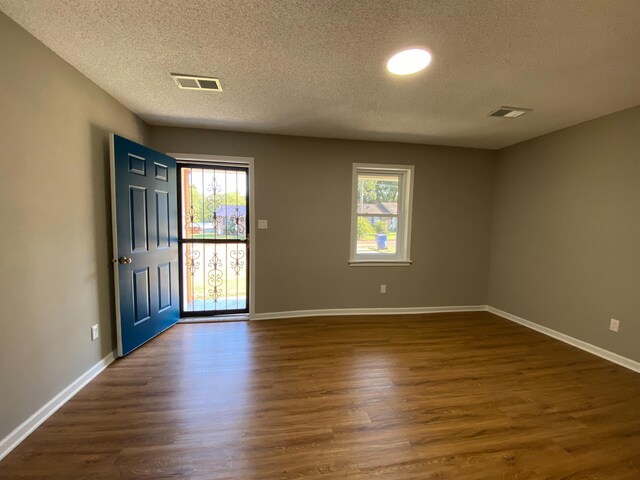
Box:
[182,169,248,240]
[181,168,248,313]
[356,174,399,254]
[185,185,247,238]
[357,176,398,205]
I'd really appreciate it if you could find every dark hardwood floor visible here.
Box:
[2,311,640,479]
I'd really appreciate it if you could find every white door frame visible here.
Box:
[168,153,256,319]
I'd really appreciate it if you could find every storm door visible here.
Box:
[178,165,249,316]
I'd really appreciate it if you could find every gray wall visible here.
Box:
[488,105,640,363]
[150,127,496,313]
[0,13,149,439]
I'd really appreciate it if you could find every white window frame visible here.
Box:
[349,163,414,266]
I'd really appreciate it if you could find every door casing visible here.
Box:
[169,153,256,319]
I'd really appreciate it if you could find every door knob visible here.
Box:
[118,256,133,264]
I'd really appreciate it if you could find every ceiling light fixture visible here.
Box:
[386,48,432,75]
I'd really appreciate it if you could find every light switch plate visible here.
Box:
[258,219,268,229]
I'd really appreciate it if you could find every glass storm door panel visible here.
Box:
[179,165,249,315]
[110,135,180,356]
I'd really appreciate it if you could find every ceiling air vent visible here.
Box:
[488,106,531,118]
[171,74,223,92]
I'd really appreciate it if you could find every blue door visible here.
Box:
[110,135,180,356]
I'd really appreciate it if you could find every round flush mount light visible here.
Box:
[386,48,432,75]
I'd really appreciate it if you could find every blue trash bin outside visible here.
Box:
[375,234,388,250]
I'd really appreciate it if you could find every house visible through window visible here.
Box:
[350,164,414,265]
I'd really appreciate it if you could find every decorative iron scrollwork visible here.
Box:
[230,249,245,275]
[184,247,201,275]
[184,205,197,235]
[207,252,224,303]
[205,176,224,224]
[230,208,246,236]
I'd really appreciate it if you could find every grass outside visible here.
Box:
[182,243,248,311]
[189,233,247,240]
[357,237,398,254]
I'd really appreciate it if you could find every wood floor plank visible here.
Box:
[2,311,640,479]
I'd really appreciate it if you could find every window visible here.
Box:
[350,163,414,265]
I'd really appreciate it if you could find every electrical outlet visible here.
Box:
[609,318,620,333]
[91,324,99,341]
[380,284,387,294]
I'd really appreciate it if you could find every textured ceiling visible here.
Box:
[1,0,639,149]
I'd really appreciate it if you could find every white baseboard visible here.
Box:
[487,306,640,374]
[0,350,116,462]
[251,305,486,321]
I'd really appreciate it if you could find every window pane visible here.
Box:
[356,174,399,215]
[181,167,248,240]
[182,242,248,312]
[356,215,398,255]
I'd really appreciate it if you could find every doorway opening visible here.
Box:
[178,163,250,317]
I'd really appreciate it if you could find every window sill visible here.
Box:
[349,260,412,267]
